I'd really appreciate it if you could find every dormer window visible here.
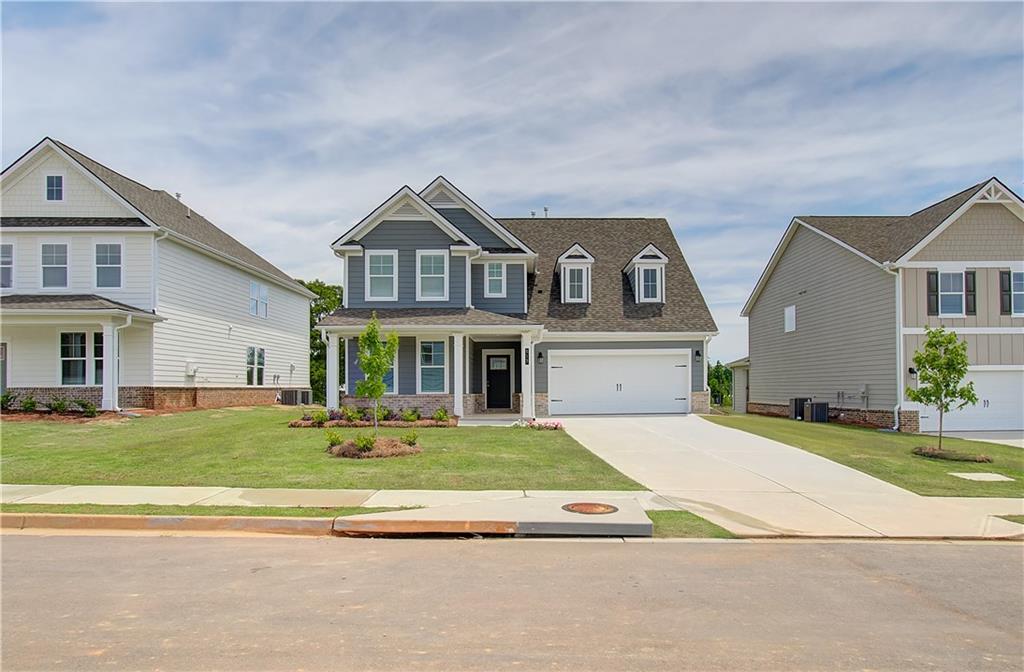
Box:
[557,244,594,304]
[46,175,64,201]
[625,244,668,304]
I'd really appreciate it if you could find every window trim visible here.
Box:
[415,336,448,395]
[45,173,65,202]
[1012,271,1024,317]
[637,264,664,303]
[938,270,965,318]
[93,239,124,290]
[58,331,88,387]
[246,346,266,386]
[784,305,796,333]
[92,332,104,386]
[249,280,269,318]
[484,261,506,298]
[0,241,13,288]
[416,249,449,302]
[40,240,70,289]
[562,264,590,303]
[364,249,399,302]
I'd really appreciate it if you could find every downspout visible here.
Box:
[883,262,901,431]
[151,230,169,309]
[114,314,133,412]
[465,247,482,309]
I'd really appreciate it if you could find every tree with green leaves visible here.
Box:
[298,279,343,405]
[355,313,399,435]
[707,360,732,406]
[905,327,977,449]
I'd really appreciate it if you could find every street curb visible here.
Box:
[1,513,335,536]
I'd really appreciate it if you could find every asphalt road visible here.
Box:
[2,534,1022,671]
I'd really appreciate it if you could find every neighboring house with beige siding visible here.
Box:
[0,137,314,411]
[739,178,1023,433]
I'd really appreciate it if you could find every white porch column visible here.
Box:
[520,333,535,420]
[101,322,117,411]
[325,333,340,409]
[453,334,464,417]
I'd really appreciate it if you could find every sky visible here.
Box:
[2,2,1021,362]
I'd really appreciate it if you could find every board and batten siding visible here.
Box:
[471,262,526,314]
[1,147,131,218]
[910,204,1024,262]
[347,221,466,308]
[533,340,704,394]
[903,333,1024,391]
[346,336,455,396]
[152,238,310,389]
[903,267,1024,330]
[0,231,155,310]
[747,226,898,409]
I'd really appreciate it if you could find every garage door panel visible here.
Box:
[548,350,690,415]
[918,370,1023,432]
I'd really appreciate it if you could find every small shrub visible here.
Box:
[0,390,18,411]
[325,429,345,447]
[310,409,329,426]
[300,410,313,422]
[75,399,98,418]
[912,445,992,463]
[400,430,419,447]
[353,433,376,453]
[328,408,343,422]
[20,395,38,413]
[432,407,449,422]
[400,408,421,422]
[514,419,563,431]
[375,405,391,422]
[341,405,363,422]
[48,396,71,414]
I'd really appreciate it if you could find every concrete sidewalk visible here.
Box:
[559,415,1024,539]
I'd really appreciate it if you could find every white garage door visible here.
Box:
[918,370,1024,432]
[547,349,691,415]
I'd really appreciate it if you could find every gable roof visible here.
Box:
[420,177,536,255]
[331,185,473,248]
[500,218,717,333]
[741,178,1023,316]
[0,293,162,320]
[2,138,311,296]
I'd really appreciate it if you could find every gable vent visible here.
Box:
[428,189,459,207]
[392,202,421,216]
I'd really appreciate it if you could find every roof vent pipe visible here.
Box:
[543,206,549,218]
[530,210,536,218]
[175,192,181,200]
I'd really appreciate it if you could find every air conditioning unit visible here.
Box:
[789,397,811,420]
[280,389,313,406]
[804,402,829,423]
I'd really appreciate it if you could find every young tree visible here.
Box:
[298,279,343,405]
[355,313,399,435]
[905,327,977,449]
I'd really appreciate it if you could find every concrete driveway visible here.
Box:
[559,415,1024,538]
[936,431,1024,449]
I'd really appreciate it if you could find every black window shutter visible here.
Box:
[926,270,939,316]
[1000,270,1012,315]
[964,271,976,316]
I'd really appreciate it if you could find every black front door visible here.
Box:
[486,355,512,409]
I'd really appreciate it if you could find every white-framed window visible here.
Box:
[95,243,122,288]
[416,250,449,301]
[784,305,796,333]
[639,266,664,303]
[417,338,447,393]
[60,332,87,386]
[485,262,506,298]
[46,175,64,201]
[41,243,68,288]
[249,281,269,318]
[93,332,104,385]
[1012,272,1024,316]
[1,243,13,288]
[365,250,398,301]
[246,346,265,386]
[938,272,964,316]
[563,265,589,303]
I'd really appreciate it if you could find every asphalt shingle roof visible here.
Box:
[1,217,148,228]
[0,294,156,316]
[318,307,533,328]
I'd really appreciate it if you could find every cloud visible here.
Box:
[2,1,1021,361]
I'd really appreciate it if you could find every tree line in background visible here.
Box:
[299,279,343,405]
[708,360,732,407]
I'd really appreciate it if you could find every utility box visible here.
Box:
[789,397,811,420]
[803,402,829,423]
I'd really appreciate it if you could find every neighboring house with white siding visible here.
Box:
[318,177,717,419]
[738,178,1024,433]
[0,137,313,410]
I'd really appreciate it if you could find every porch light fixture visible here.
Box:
[537,351,544,365]
[694,350,702,363]
[908,367,917,376]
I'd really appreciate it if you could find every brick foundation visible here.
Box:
[898,410,920,434]
[5,386,103,409]
[7,385,290,411]
[463,392,521,415]
[534,392,549,418]
[747,400,907,430]
[338,394,455,418]
[690,391,711,414]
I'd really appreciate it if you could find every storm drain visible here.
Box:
[561,502,619,515]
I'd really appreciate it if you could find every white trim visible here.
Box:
[39,239,70,290]
[0,240,15,290]
[319,324,543,337]
[44,171,66,203]
[332,186,473,247]
[364,249,399,302]
[637,265,664,303]
[415,336,448,394]
[969,364,1024,371]
[901,327,1024,335]
[464,255,472,308]
[481,348,516,410]
[92,237,124,291]
[561,264,590,303]
[419,176,536,255]
[783,305,796,333]
[57,329,89,387]
[557,243,595,264]
[245,345,267,387]
[0,309,163,323]
[937,270,966,317]
[249,280,269,319]
[548,347,693,357]
[623,243,668,276]
[0,227,147,233]
[523,265,528,314]
[900,260,1024,270]
[1011,270,1024,317]
[896,178,1024,264]
[483,261,506,298]
[541,330,718,341]
[415,249,449,302]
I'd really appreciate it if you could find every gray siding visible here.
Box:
[748,226,897,409]
[534,340,705,393]
[347,221,466,308]
[436,208,507,249]
[470,341,522,394]
[471,262,526,314]
[346,336,455,397]
[731,366,748,413]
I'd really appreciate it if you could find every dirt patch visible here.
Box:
[912,445,993,463]
[290,418,458,429]
[326,437,423,459]
[0,410,121,424]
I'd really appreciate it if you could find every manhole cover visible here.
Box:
[562,502,619,515]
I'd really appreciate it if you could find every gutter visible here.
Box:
[113,314,133,412]
[152,229,169,309]
[882,261,901,431]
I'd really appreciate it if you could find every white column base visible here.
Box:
[326,333,340,409]
[453,334,464,417]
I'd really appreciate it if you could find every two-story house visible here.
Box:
[0,138,314,410]
[735,178,1024,433]
[318,177,717,419]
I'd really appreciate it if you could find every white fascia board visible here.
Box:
[622,243,669,274]
[0,227,156,234]
[331,186,474,248]
[0,309,165,323]
[420,176,537,255]
[557,243,595,264]
[894,178,1024,265]
[541,330,718,341]
[320,324,544,337]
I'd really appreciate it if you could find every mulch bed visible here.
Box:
[0,410,121,424]
[326,437,423,459]
[912,445,993,463]
[289,418,458,429]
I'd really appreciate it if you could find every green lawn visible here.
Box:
[705,414,1024,497]
[647,510,735,538]
[0,407,640,491]
[0,503,393,518]
[1002,515,1024,525]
